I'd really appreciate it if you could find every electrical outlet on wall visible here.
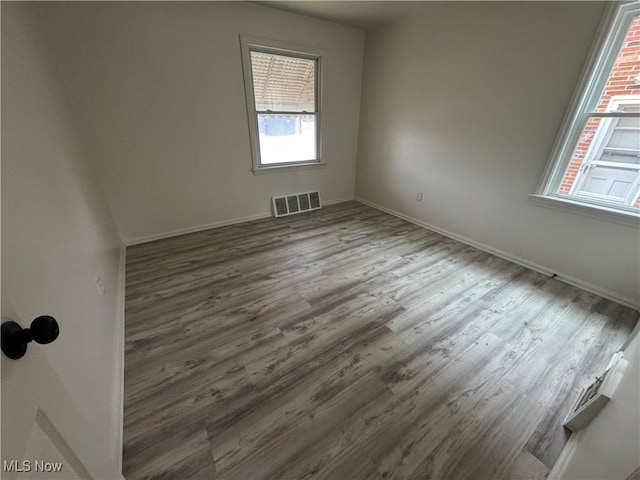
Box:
[416,192,423,202]
[95,274,106,296]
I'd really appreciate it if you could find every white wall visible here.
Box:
[2,2,123,475]
[355,1,640,307]
[35,1,365,244]
[554,326,640,480]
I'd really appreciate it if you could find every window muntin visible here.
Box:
[538,3,640,216]
[241,38,322,171]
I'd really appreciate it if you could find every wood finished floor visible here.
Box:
[123,201,638,479]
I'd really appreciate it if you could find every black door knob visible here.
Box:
[1,316,60,360]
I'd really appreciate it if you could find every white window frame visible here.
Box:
[532,2,640,227]
[240,35,325,175]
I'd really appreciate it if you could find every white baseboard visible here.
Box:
[124,212,272,246]
[114,243,126,475]
[324,196,354,203]
[324,196,355,206]
[124,197,354,246]
[355,196,639,310]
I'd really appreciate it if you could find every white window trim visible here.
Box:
[533,1,640,227]
[529,194,639,228]
[240,34,326,175]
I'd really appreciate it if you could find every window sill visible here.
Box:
[529,194,640,228]
[252,161,326,175]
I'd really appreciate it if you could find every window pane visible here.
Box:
[257,114,317,164]
[250,51,316,112]
[593,15,640,113]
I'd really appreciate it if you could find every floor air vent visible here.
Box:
[272,191,322,218]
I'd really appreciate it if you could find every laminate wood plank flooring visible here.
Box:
[123,201,638,479]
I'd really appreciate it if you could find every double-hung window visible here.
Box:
[240,36,323,173]
[534,2,640,223]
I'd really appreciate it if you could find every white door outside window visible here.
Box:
[571,95,640,206]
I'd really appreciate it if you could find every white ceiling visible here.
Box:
[258,1,440,29]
